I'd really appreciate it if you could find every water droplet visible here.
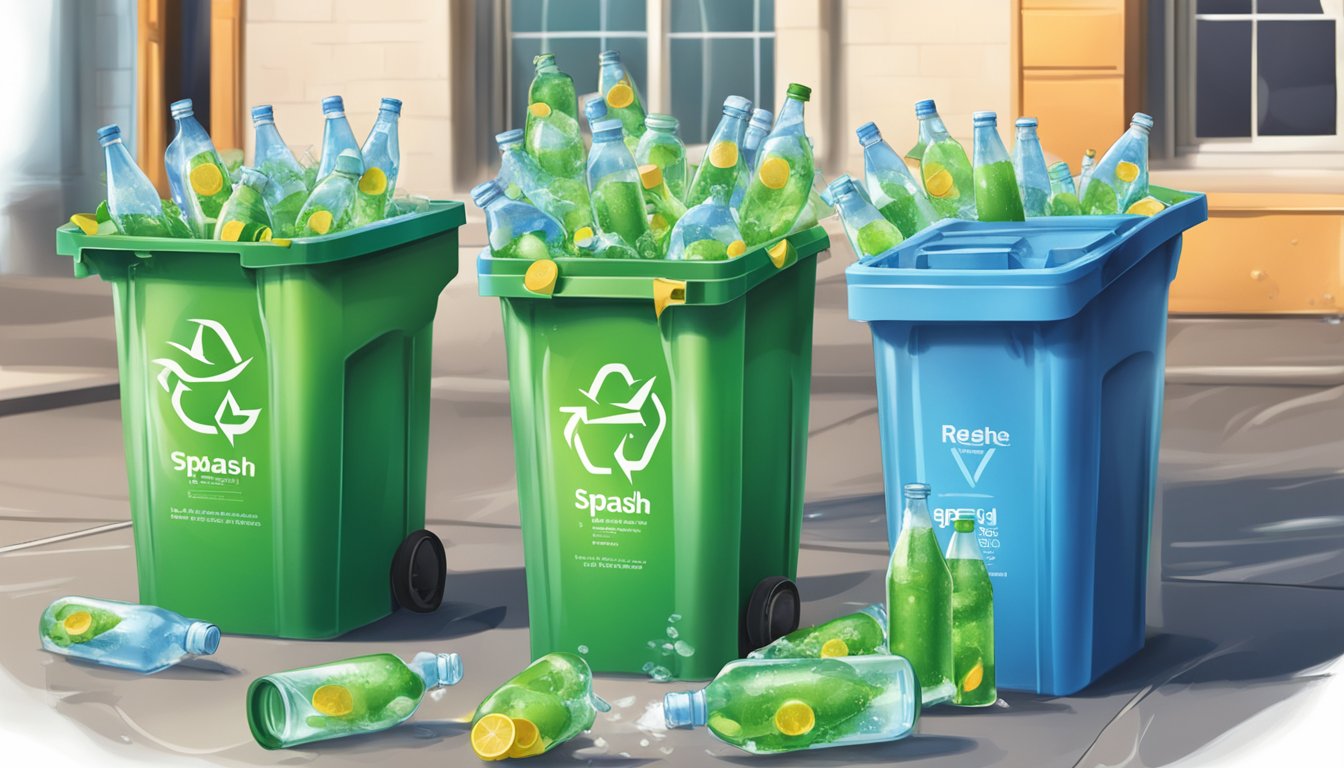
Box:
[593,736,608,749]
[646,640,658,649]
[642,661,655,673]
[666,626,679,639]
[668,613,682,623]
[675,640,695,657]
[640,739,650,748]
[577,644,589,654]
[660,642,675,656]
[650,665,672,682]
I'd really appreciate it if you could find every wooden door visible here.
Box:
[137,0,169,192]
[210,0,245,152]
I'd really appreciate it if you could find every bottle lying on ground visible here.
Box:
[39,595,220,674]
[747,603,888,660]
[470,652,610,760]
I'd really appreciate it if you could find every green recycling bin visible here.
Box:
[54,202,465,639]
[478,227,829,680]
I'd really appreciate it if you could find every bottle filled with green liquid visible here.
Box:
[971,111,1025,222]
[497,129,594,242]
[910,99,975,220]
[525,101,585,180]
[598,49,647,153]
[635,114,688,201]
[213,167,273,241]
[471,178,571,260]
[857,121,936,239]
[947,512,996,707]
[665,186,746,261]
[470,653,610,760]
[166,98,234,237]
[1047,161,1082,216]
[887,482,955,705]
[1080,112,1152,215]
[639,163,686,256]
[352,97,401,227]
[747,604,888,660]
[664,656,924,755]
[246,651,463,749]
[295,149,362,237]
[587,119,656,258]
[97,125,179,238]
[526,53,578,147]
[685,95,753,208]
[738,83,815,247]
[828,174,904,261]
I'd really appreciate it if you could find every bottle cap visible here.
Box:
[251,104,274,124]
[185,622,221,655]
[435,652,463,686]
[170,98,194,117]
[1015,117,1038,128]
[663,691,707,728]
[722,95,753,119]
[333,149,363,176]
[972,111,997,126]
[495,128,524,148]
[599,50,622,63]
[1085,148,1097,158]
[644,113,679,132]
[96,124,121,144]
[954,516,976,533]
[914,99,937,117]
[534,52,557,69]
[903,482,932,499]
[855,121,882,147]
[592,119,624,142]
[638,163,663,190]
[786,83,812,102]
[470,179,505,208]
[379,97,403,115]
[321,95,345,115]
[584,97,609,123]
[825,174,859,201]
[749,109,774,132]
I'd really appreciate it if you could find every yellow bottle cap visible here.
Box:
[1116,161,1140,183]
[69,214,99,236]
[924,166,955,198]
[220,220,246,242]
[767,239,794,268]
[307,210,333,235]
[726,239,747,258]
[62,611,93,635]
[524,258,559,295]
[1125,196,1166,216]
[638,163,663,190]
[573,226,594,244]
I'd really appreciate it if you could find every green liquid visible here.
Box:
[549,176,595,236]
[158,199,195,238]
[876,181,934,238]
[682,239,730,261]
[115,212,173,238]
[738,138,814,245]
[591,179,651,255]
[494,232,556,260]
[527,113,585,179]
[44,603,122,647]
[299,204,353,237]
[644,142,687,200]
[302,654,426,732]
[530,74,578,121]
[354,188,391,226]
[1080,179,1119,215]
[950,558,996,707]
[855,219,903,258]
[187,151,232,220]
[703,659,884,753]
[475,653,601,754]
[974,160,1026,222]
[215,185,271,239]
[887,526,953,697]
[921,140,975,220]
[749,610,886,660]
[1049,191,1082,216]
[270,190,308,237]
[686,155,741,208]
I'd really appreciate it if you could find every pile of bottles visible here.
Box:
[70,95,426,243]
[475,50,824,262]
[831,100,1164,260]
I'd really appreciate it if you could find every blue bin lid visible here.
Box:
[846,188,1207,323]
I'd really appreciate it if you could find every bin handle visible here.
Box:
[653,278,686,318]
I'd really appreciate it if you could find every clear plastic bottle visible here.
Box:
[587,118,655,258]
[857,121,936,239]
[739,83,815,246]
[971,111,1025,222]
[1078,147,1098,190]
[828,174,904,261]
[946,512,996,707]
[98,125,176,238]
[39,595,220,674]
[247,651,463,749]
[1081,112,1152,215]
[471,653,610,760]
[526,53,578,143]
[664,656,923,755]
[747,604,888,659]
[1047,161,1082,216]
[597,50,647,152]
[251,105,309,237]
[353,97,401,226]
[213,167,273,241]
[665,187,746,261]
[165,98,234,238]
[497,129,594,241]
[639,163,687,256]
[741,108,774,173]
[526,100,585,180]
[684,95,753,208]
[471,179,570,260]
[296,149,362,236]
[911,99,976,220]
[635,114,688,201]
[1011,117,1050,218]
[317,95,361,181]
[887,482,956,706]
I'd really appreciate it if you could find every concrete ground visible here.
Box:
[2,228,1342,767]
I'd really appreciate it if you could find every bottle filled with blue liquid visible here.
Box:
[353,97,401,226]
[317,95,361,181]
[471,179,570,260]
[1011,117,1050,218]
[40,596,220,674]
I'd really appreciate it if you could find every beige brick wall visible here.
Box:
[243,0,455,198]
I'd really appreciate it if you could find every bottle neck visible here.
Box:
[184,622,220,655]
[947,527,984,561]
[919,115,949,142]
[973,124,1008,164]
[713,113,748,145]
[410,652,463,690]
[902,497,934,530]
[775,96,806,129]
[664,689,708,728]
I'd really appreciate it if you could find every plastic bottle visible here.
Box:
[635,113,688,201]
[742,108,774,172]
[911,99,975,220]
[251,105,309,237]
[639,163,687,256]
[471,179,570,260]
[684,95,753,208]
[497,129,595,241]
[246,651,463,749]
[1011,117,1050,218]
[526,53,578,144]
[887,482,955,705]
[1047,161,1082,216]
[971,111,1025,222]
[665,186,746,261]
[39,596,220,674]
[597,50,647,152]
[664,656,922,755]
[857,121,936,239]
[166,98,234,238]
[296,149,362,236]
[583,96,609,135]
[828,174,903,261]
[526,101,585,180]
[353,97,401,226]
[747,604,888,659]
[947,512,996,707]
[98,125,177,238]
[739,83,815,246]
[1081,112,1152,215]
[1078,147,1098,190]
[470,653,610,761]
[317,95,361,181]
[213,167,273,241]
[587,118,655,258]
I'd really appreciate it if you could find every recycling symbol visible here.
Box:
[151,319,261,446]
[560,363,666,481]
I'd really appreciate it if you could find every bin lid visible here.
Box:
[55,201,466,272]
[846,187,1207,323]
[477,226,830,310]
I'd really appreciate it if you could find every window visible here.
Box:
[1178,0,1343,152]
[507,0,775,145]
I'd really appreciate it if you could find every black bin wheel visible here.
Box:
[742,576,801,655]
[391,529,446,613]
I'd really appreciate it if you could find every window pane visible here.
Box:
[604,0,646,32]
[671,0,756,33]
[511,0,546,33]
[1196,0,1251,13]
[670,38,767,143]
[1258,0,1324,13]
[1258,20,1336,136]
[760,37,776,114]
[1195,20,1252,137]
[758,0,774,32]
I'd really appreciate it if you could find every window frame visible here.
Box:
[1175,0,1344,155]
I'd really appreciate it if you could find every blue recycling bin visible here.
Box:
[846,188,1207,696]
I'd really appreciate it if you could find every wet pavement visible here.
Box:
[2,241,1342,766]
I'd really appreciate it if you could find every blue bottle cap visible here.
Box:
[1015,117,1038,128]
[972,111,998,126]
[495,128,524,148]
[170,98,194,117]
[321,95,345,115]
[333,149,363,176]
[914,99,937,117]
[584,97,609,122]
[826,174,859,201]
[251,105,274,123]
[592,119,624,142]
[749,109,774,132]
[380,97,403,115]
[723,95,753,118]
[903,482,932,499]
[96,124,121,143]
[855,121,882,147]
[470,179,505,208]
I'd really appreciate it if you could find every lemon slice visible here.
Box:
[773,700,816,736]
[962,661,985,693]
[819,638,849,658]
[257,226,273,242]
[69,214,99,235]
[510,718,540,752]
[758,156,790,190]
[1116,161,1140,183]
[726,239,747,258]
[573,226,594,244]
[924,166,955,199]
[471,713,517,761]
[62,611,93,635]
[220,220,246,242]
[1125,196,1166,216]
[528,102,552,119]
[311,684,354,717]
[307,210,333,235]
[359,167,388,196]
[607,82,634,109]
[189,163,224,197]
[708,140,739,169]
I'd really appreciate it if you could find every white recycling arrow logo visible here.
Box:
[151,319,261,446]
[560,363,666,482]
